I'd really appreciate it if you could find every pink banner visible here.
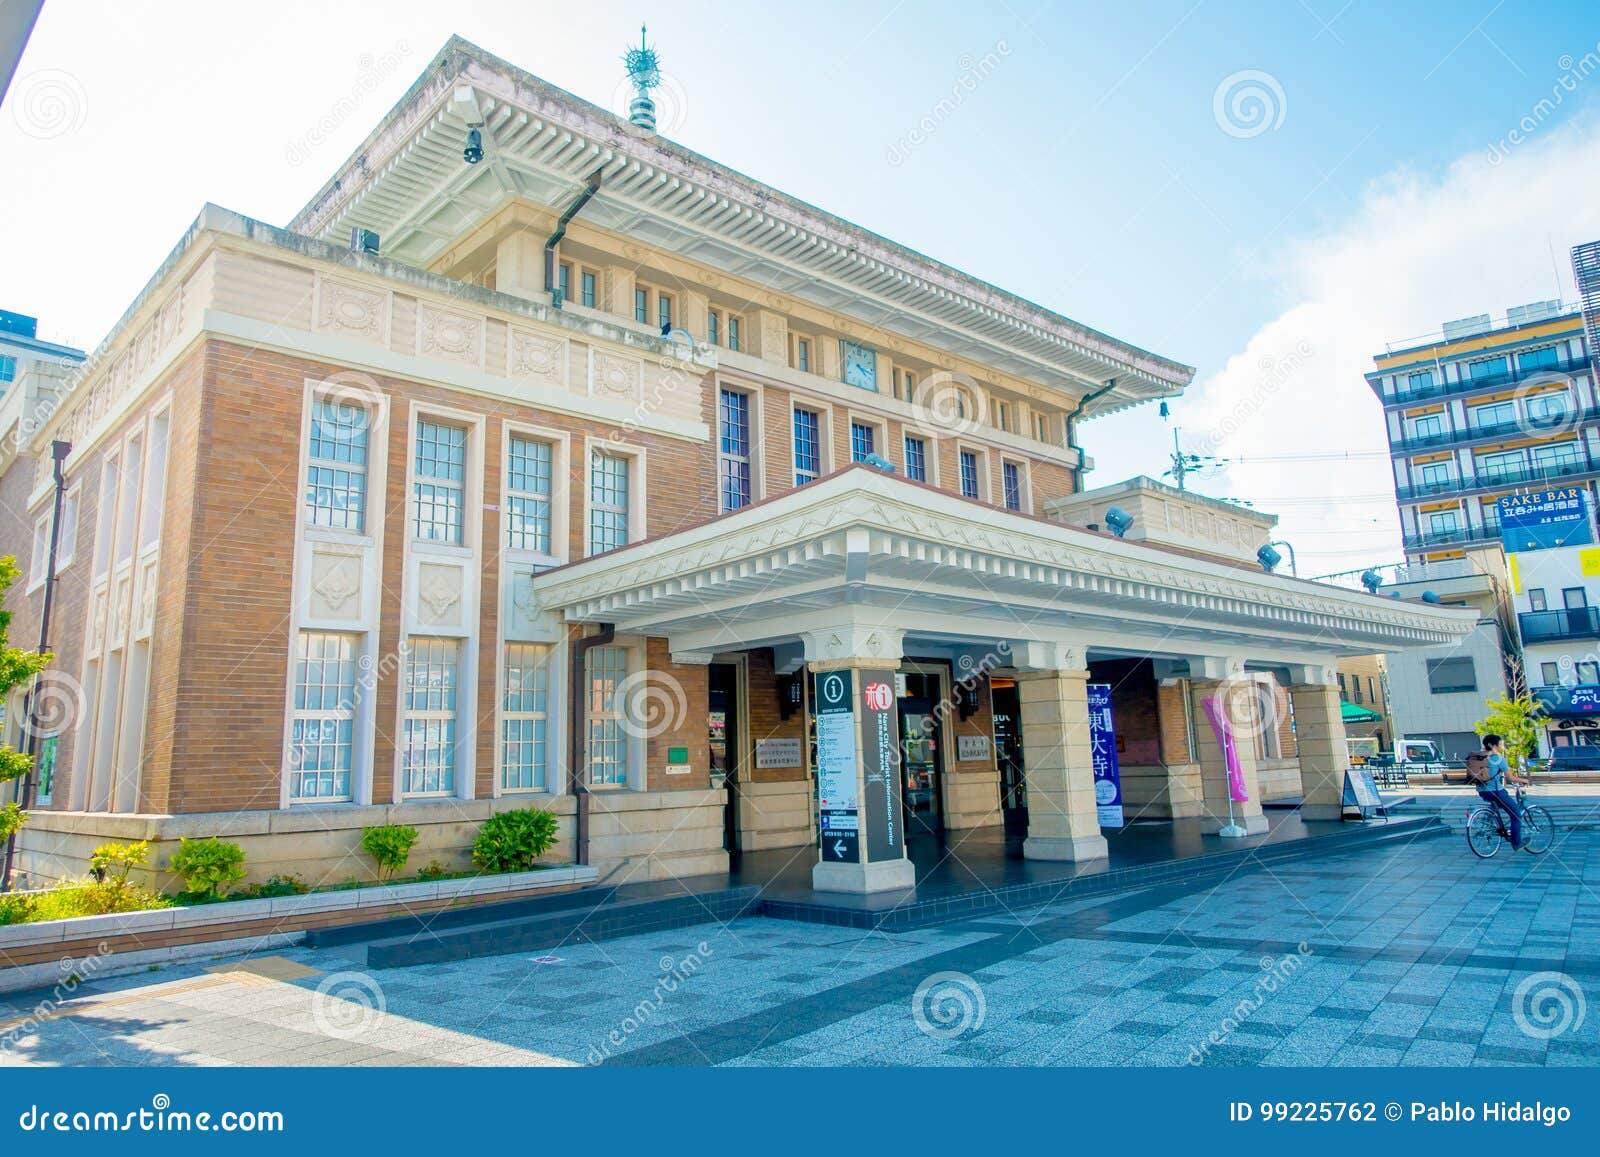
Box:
[1201,695,1250,803]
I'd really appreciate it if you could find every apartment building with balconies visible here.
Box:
[1367,303,1597,560]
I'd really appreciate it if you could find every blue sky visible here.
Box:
[5,0,1600,571]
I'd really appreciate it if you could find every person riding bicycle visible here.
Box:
[1476,734,1525,851]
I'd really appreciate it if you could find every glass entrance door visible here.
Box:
[709,663,740,864]
[898,670,945,838]
[991,677,1028,836]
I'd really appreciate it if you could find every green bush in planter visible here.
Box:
[168,837,246,899]
[360,824,420,881]
[472,808,560,873]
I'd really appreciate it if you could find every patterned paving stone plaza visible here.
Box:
[4,826,1596,1068]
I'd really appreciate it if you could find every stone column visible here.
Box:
[803,625,915,895]
[1011,641,1108,863]
[1287,666,1348,822]
[1188,657,1268,836]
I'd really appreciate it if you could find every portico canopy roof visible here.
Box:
[530,467,1478,668]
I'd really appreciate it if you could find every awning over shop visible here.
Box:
[1341,700,1383,723]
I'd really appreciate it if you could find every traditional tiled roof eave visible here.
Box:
[287,36,1193,413]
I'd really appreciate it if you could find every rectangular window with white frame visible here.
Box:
[904,435,928,483]
[719,387,754,512]
[289,631,359,803]
[505,433,556,559]
[92,453,119,579]
[27,513,50,591]
[402,637,459,796]
[793,406,824,486]
[1002,459,1026,512]
[501,642,551,792]
[586,644,629,788]
[306,396,369,531]
[115,434,142,568]
[412,418,467,544]
[55,484,80,573]
[140,409,169,550]
[588,448,634,555]
[959,448,984,500]
[850,420,877,463]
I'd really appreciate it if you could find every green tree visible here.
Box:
[1475,689,1545,771]
[0,556,51,786]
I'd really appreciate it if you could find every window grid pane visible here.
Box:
[850,422,875,463]
[904,436,926,482]
[502,643,550,791]
[1003,462,1022,510]
[413,420,467,543]
[289,632,358,802]
[960,451,980,499]
[402,638,458,796]
[794,408,821,485]
[719,389,752,512]
[590,452,631,554]
[506,436,554,553]
[587,646,629,787]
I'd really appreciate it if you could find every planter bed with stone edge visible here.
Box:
[0,865,599,992]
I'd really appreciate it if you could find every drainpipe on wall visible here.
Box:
[567,623,615,867]
[1064,378,1117,493]
[544,169,604,307]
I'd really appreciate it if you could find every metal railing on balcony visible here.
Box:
[1391,409,1586,454]
[1520,607,1600,643]
[1383,354,1593,406]
[1394,449,1600,499]
[1402,525,1503,552]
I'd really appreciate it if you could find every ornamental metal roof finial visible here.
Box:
[623,23,661,131]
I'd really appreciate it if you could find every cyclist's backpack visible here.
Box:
[1465,750,1491,785]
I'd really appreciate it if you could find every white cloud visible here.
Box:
[1184,112,1600,577]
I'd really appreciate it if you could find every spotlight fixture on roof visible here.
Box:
[1256,543,1283,573]
[1422,590,1441,604]
[862,452,896,474]
[463,123,484,165]
[1360,569,1382,594]
[1104,506,1134,538]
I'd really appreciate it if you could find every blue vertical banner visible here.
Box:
[1087,682,1124,828]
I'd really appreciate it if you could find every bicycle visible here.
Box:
[1466,783,1554,858]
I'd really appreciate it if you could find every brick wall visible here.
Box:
[744,648,806,784]
[1086,657,1163,765]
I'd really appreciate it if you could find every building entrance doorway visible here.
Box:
[709,662,742,866]
[991,677,1028,836]
[898,668,946,839]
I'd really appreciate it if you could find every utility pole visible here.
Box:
[1165,428,1226,492]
